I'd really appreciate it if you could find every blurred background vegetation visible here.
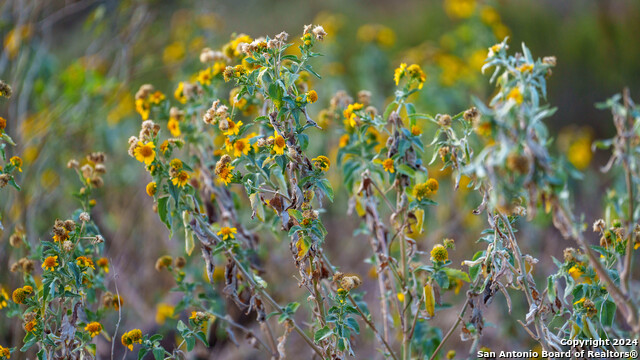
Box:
[1,0,639,358]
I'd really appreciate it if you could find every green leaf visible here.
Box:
[137,348,150,360]
[442,268,470,282]
[152,347,165,360]
[314,326,333,343]
[186,335,196,351]
[600,299,616,327]
[318,178,334,202]
[195,331,209,347]
[345,317,360,333]
[157,196,171,230]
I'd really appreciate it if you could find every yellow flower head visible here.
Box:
[411,125,422,136]
[272,131,286,155]
[133,141,156,165]
[171,170,190,188]
[170,158,183,170]
[343,103,364,128]
[233,138,250,157]
[218,226,237,240]
[0,288,9,309]
[307,90,318,103]
[517,63,534,73]
[197,67,213,86]
[394,63,407,85]
[85,322,102,338]
[9,156,22,172]
[53,229,70,243]
[431,244,448,262]
[406,64,427,89]
[42,255,59,271]
[97,258,109,273]
[168,117,181,137]
[121,329,143,351]
[216,162,235,186]
[312,155,330,171]
[444,0,476,19]
[149,91,165,104]
[146,182,157,197]
[224,119,243,136]
[381,158,394,173]
[174,82,187,104]
[339,134,350,148]
[76,256,95,270]
[507,87,523,105]
[413,178,438,200]
[0,345,10,360]
[12,288,27,304]
[135,98,150,120]
[0,116,6,133]
[155,303,176,325]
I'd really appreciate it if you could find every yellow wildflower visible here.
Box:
[42,256,59,271]
[76,256,95,270]
[343,103,363,127]
[85,322,102,338]
[381,158,394,173]
[133,141,156,165]
[507,87,523,105]
[312,155,330,171]
[121,329,142,351]
[431,244,448,262]
[444,0,476,19]
[224,119,243,136]
[174,82,187,104]
[171,170,190,188]
[339,134,349,148]
[149,91,165,104]
[394,63,407,85]
[272,131,286,155]
[97,258,109,273]
[168,117,181,137]
[218,227,237,240]
[155,303,176,325]
[146,182,157,197]
[307,90,318,103]
[197,67,213,86]
[233,138,250,157]
[9,156,22,172]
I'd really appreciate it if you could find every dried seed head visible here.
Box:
[94,235,105,244]
[0,173,11,188]
[63,240,74,252]
[340,275,362,291]
[135,84,154,100]
[94,163,106,174]
[67,159,79,169]
[437,114,452,127]
[312,25,327,40]
[20,258,35,273]
[357,90,372,106]
[303,24,313,34]
[155,255,173,271]
[10,262,20,272]
[463,107,479,122]
[175,256,186,269]
[87,152,106,164]
[80,164,93,178]
[79,212,90,222]
[0,80,13,98]
[592,219,605,233]
[542,56,556,66]
[64,220,76,231]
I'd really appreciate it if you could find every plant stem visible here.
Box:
[428,299,470,360]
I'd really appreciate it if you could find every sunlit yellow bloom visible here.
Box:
[406,64,427,89]
[24,319,36,332]
[197,67,214,86]
[134,141,156,165]
[343,103,363,127]
[518,63,534,73]
[174,82,187,104]
[394,63,407,85]
[171,171,190,188]
[444,0,476,19]
[413,178,439,200]
[42,256,59,271]
[85,322,102,338]
[9,156,22,172]
[97,258,109,273]
[168,117,181,137]
[0,288,9,309]
[233,138,250,157]
[146,182,156,197]
[272,131,286,155]
[312,155,330,171]
[53,229,70,243]
[170,158,183,170]
[507,87,523,105]
[381,158,394,173]
[217,226,237,240]
[411,125,422,136]
[568,136,592,170]
[0,344,10,359]
[307,90,318,103]
[224,119,243,136]
[163,42,185,64]
[155,303,176,325]
[397,292,405,302]
[121,329,142,351]
[76,256,95,270]
[431,244,448,262]
[149,91,165,104]
[135,98,150,120]
[339,134,349,148]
